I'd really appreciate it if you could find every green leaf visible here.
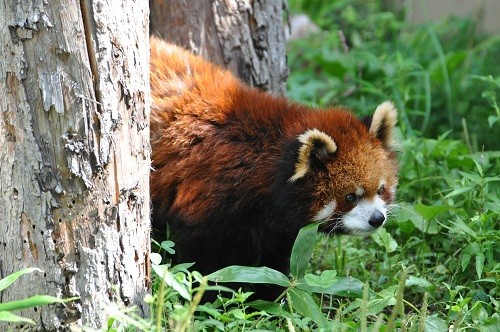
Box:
[463,242,481,255]
[160,240,176,255]
[475,253,485,279]
[246,300,292,319]
[424,315,448,332]
[414,204,449,221]
[371,227,398,252]
[406,275,432,289]
[0,311,35,324]
[231,309,246,319]
[207,266,290,287]
[288,288,330,328]
[365,297,396,316]
[452,217,478,239]
[0,295,74,312]
[0,268,42,292]
[296,276,364,297]
[445,186,473,198]
[151,264,191,301]
[290,223,319,278]
[105,304,151,331]
[407,204,447,234]
[304,270,337,288]
[461,254,472,272]
[170,262,195,274]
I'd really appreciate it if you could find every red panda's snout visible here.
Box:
[314,189,395,235]
[340,195,391,234]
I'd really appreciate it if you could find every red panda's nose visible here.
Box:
[368,210,385,228]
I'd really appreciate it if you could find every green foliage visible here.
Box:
[288,0,500,150]
[0,268,76,326]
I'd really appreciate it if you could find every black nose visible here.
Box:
[368,210,385,228]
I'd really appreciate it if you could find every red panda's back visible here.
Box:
[149,37,286,226]
[150,36,240,133]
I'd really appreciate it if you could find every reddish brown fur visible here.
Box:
[149,36,398,284]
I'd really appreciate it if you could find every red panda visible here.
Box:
[150,36,398,281]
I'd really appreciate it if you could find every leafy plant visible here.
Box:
[0,268,76,326]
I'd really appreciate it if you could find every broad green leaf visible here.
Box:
[160,240,176,255]
[414,204,449,221]
[377,285,398,298]
[246,300,292,319]
[461,254,472,272]
[365,297,396,316]
[424,315,448,332]
[170,262,195,274]
[406,275,432,289]
[207,266,290,287]
[231,309,246,319]
[288,288,330,328]
[371,227,398,252]
[445,186,473,198]
[304,270,337,288]
[196,305,224,320]
[470,302,489,324]
[395,204,441,234]
[476,253,485,279]
[197,318,226,331]
[296,276,364,297]
[0,268,42,292]
[290,223,319,278]
[0,311,35,324]
[452,217,477,239]
[151,264,191,301]
[463,242,481,255]
[0,295,74,312]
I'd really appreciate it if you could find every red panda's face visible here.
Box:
[288,102,398,235]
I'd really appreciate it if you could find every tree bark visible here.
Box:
[150,0,289,95]
[0,0,150,330]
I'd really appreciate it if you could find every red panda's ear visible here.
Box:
[369,101,398,150]
[289,129,337,183]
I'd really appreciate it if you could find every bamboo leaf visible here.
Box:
[207,266,289,287]
[288,288,330,328]
[290,223,319,278]
[0,311,35,324]
[152,264,191,301]
[0,268,42,292]
[0,295,75,312]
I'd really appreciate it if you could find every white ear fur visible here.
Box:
[289,129,337,183]
[370,101,398,150]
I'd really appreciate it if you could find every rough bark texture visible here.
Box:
[0,0,150,330]
[150,0,289,95]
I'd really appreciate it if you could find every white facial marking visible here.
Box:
[341,196,387,234]
[389,185,396,196]
[313,200,337,221]
[355,187,364,196]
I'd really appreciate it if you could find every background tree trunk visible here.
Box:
[150,0,289,95]
[0,0,150,330]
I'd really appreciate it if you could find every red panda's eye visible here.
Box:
[377,185,385,195]
[345,193,357,204]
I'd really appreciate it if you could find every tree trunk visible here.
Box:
[0,0,150,330]
[150,0,289,95]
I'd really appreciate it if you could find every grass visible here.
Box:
[107,1,498,331]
